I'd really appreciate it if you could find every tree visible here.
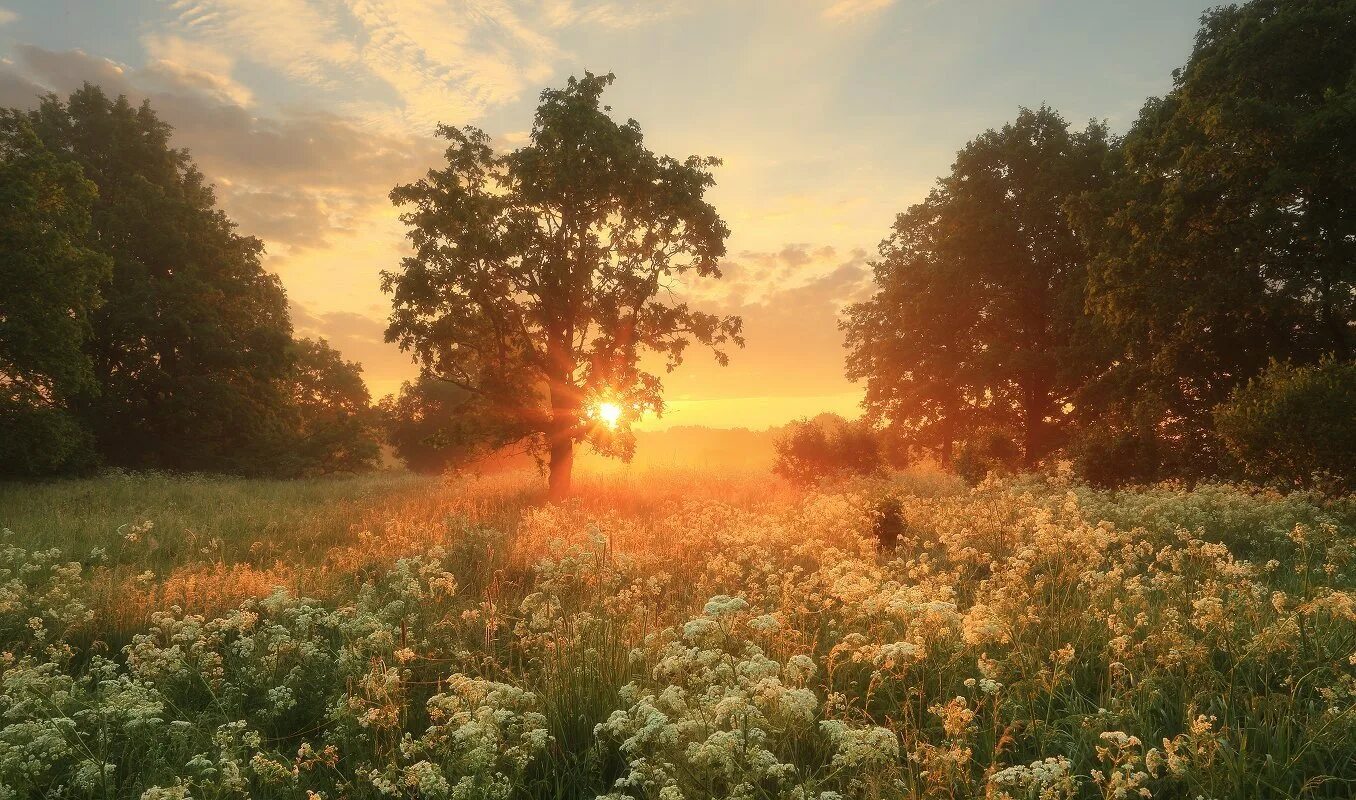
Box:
[1214,358,1355,492]
[284,338,381,476]
[1074,0,1356,478]
[22,85,296,474]
[772,414,882,486]
[0,115,109,477]
[383,73,742,498]
[843,107,1109,468]
[379,375,477,475]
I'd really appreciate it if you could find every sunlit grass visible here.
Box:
[2,466,1354,798]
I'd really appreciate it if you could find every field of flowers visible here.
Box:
[2,467,1355,799]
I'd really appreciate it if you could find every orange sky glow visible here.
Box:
[1,0,1203,429]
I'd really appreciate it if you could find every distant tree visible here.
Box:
[284,339,381,476]
[843,107,1109,468]
[383,73,742,498]
[1214,358,1355,493]
[1073,0,1356,479]
[22,85,296,474]
[772,414,881,486]
[952,429,1023,486]
[0,115,109,477]
[378,375,481,475]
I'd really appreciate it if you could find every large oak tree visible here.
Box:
[843,107,1109,467]
[0,115,109,476]
[23,85,296,474]
[383,73,742,497]
[1073,0,1356,480]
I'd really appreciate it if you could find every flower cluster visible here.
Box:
[1,471,1354,799]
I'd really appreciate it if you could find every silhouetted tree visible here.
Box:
[383,73,742,498]
[378,375,483,475]
[844,107,1109,468]
[22,85,296,475]
[0,115,109,476]
[1215,358,1355,493]
[1072,0,1356,480]
[283,338,381,476]
[772,414,882,486]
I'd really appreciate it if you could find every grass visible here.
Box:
[2,466,1354,799]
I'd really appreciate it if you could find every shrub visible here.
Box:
[0,402,98,478]
[952,429,1021,485]
[772,414,882,485]
[1214,358,1356,492]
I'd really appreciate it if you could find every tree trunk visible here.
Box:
[1021,380,1049,469]
[544,329,579,502]
[547,435,574,501]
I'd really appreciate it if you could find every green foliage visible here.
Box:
[21,85,296,476]
[383,72,741,497]
[0,114,109,477]
[378,375,487,475]
[0,403,98,478]
[952,428,1022,486]
[1215,358,1356,492]
[2,472,1356,798]
[282,338,381,476]
[1071,0,1356,478]
[844,107,1109,469]
[772,414,882,485]
[2,87,380,480]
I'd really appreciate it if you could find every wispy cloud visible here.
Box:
[539,0,689,30]
[0,9,16,26]
[141,34,255,106]
[166,0,359,89]
[821,0,896,22]
[159,0,605,133]
[0,44,440,252]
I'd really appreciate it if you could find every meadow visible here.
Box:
[2,467,1355,799]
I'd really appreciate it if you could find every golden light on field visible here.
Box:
[596,401,622,430]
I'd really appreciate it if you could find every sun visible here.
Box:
[596,401,622,430]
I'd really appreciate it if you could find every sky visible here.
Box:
[0,0,1205,429]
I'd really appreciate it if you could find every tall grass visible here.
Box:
[1,467,1353,799]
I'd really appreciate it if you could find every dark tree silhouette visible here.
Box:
[0,115,109,476]
[1072,0,1356,480]
[844,108,1109,468]
[23,85,296,474]
[383,73,742,498]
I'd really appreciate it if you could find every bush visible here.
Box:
[953,429,1021,485]
[772,414,882,485]
[1214,358,1356,492]
[0,402,97,478]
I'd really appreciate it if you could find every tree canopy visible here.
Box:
[844,107,1109,467]
[22,85,296,473]
[847,0,1356,486]
[383,72,742,497]
[0,114,109,476]
[1,85,380,479]
[1072,0,1356,479]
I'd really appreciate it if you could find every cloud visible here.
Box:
[0,64,47,108]
[540,0,689,30]
[1,45,441,251]
[166,0,359,89]
[660,244,873,401]
[822,0,896,21]
[0,9,15,26]
[163,0,568,133]
[141,34,255,106]
[290,301,413,394]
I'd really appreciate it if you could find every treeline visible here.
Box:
[1,86,380,478]
[843,0,1354,491]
